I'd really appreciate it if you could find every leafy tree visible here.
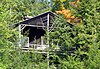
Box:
[0,0,100,69]
[49,0,100,68]
[0,0,51,68]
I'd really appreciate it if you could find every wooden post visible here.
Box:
[27,37,29,47]
[19,24,21,47]
[47,14,49,69]
[41,37,43,46]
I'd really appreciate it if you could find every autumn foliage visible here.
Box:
[55,0,81,24]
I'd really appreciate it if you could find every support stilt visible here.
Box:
[47,14,49,69]
[19,24,21,47]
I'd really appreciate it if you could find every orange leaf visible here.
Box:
[70,16,75,19]
[67,19,71,23]
[66,13,71,18]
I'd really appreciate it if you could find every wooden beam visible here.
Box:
[21,24,47,28]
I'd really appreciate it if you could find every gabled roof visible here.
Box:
[14,11,56,28]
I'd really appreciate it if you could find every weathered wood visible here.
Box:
[29,44,48,50]
[21,24,47,28]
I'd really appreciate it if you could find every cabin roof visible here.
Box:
[14,11,56,27]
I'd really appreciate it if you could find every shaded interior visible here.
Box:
[22,26,46,43]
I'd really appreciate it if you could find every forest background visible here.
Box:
[0,0,100,69]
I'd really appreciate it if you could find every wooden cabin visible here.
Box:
[15,12,56,50]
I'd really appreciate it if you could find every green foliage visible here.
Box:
[0,0,100,69]
[0,0,50,69]
[52,0,75,11]
[49,0,100,69]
